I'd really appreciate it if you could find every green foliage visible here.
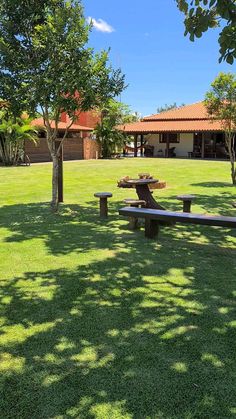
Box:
[205,72,236,184]
[157,103,185,113]
[0,0,125,120]
[94,100,136,158]
[0,111,38,166]
[0,0,125,208]
[176,0,236,63]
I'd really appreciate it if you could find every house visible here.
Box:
[25,110,100,163]
[119,102,229,159]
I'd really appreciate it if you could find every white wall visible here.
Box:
[176,133,194,157]
[145,133,194,157]
[145,134,161,156]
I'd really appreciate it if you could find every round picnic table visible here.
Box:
[122,179,166,210]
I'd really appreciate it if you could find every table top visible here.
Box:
[126,178,159,186]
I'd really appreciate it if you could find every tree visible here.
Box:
[205,72,236,184]
[176,0,236,64]
[0,111,38,166]
[0,0,125,211]
[94,99,132,158]
[156,102,185,113]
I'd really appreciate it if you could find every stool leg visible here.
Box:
[145,219,159,239]
[100,197,108,217]
[129,203,139,229]
[183,200,191,213]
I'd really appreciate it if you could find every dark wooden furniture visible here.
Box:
[119,207,236,239]
[123,198,146,230]
[123,179,166,211]
[177,194,195,213]
[94,192,112,217]
[143,145,154,157]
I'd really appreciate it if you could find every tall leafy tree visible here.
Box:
[94,100,134,158]
[0,0,125,210]
[176,0,236,64]
[205,72,236,184]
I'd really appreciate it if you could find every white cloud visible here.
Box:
[87,17,115,33]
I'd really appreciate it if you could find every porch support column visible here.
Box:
[166,134,170,158]
[201,133,205,159]
[134,134,138,157]
[140,134,144,157]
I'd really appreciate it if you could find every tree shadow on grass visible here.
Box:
[191,182,234,188]
[1,247,236,418]
[166,192,236,218]
[0,199,235,256]
[0,203,236,418]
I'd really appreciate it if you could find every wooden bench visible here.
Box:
[119,207,236,239]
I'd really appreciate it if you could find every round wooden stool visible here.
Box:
[123,198,146,229]
[94,192,112,217]
[177,194,196,213]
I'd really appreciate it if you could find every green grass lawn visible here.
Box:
[0,158,236,419]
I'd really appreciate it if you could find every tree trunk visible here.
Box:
[225,133,236,185]
[230,160,236,185]
[51,153,59,212]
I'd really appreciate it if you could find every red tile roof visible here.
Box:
[119,102,224,134]
[31,118,93,132]
[143,102,208,121]
[119,119,223,134]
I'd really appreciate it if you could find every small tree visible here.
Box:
[176,0,236,64]
[94,100,134,158]
[0,0,125,211]
[205,72,236,184]
[0,111,38,166]
[156,103,185,113]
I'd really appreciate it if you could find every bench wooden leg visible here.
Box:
[145,219,159,239]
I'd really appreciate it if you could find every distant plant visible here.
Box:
[205,72,236,184]
[176,0,236,64]
[0,111,38,166]
[157,103,185,113]
[94,99,135,158]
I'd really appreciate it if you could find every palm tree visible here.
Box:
[0,112,38,165]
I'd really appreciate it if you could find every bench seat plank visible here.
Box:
[119,207,236,229]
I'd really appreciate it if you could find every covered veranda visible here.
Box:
[119,119,228,159]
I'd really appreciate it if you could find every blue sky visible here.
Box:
[84,0,236,117]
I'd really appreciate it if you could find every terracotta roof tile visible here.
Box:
[143,102,209,121]
[119,119,223,134]
[31,118,93,132]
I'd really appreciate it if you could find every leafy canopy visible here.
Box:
[205,72,236,128]
[0,0,125,121]
[205,72,236,184]
[94,99,135,158]
[0,110,38,165]
[157,103,185,113]
[176,0,236,64]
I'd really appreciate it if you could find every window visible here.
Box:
[160,133,180,143]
